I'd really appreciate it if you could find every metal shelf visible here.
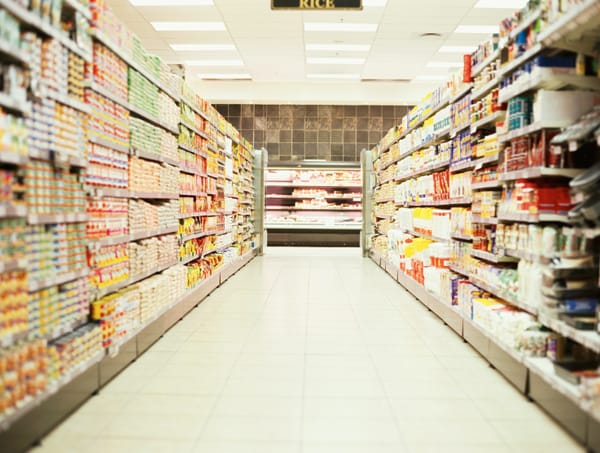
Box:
[90,28,180,102]
[497,212,569,224]
[448,262,470,277]
[403,229,449,243]
[0,40,29,65]
[509,8,543,40]
[499,167,582,181]
[449,84,473,104]
[132,148,178,167]
[470,110,505,133]
[471,249,518,264]
[88,135,130,154]
[180,231,212,242]
[27,212,87,225]
[498,43,543,78]
[0,202,26,218]
[469,275,538,315]
[498,70,600,104]
[88,187,130,199]
[95,260,178,300]
[0,258,26,274]
[472,180,501,190]
[0,349,105,432]
[0,0,92,62]
[180,191,207,197]
[472,215,499,225]
[400,197,472,207]
[28,268,89,293]
[181,98,218,129]
[181,120,210,140]
[450,122,471,138]
[471,76,500,101]
[499,120,573,143]
[0,151,28,166]
[472,154,500,170]
[45,91,90,114]
[128,103,179,135]
[395,159,450,183]
[85,81,130,110]
[63,0,92,20]
[537,0,600,55]
[179,165,206,176]
[471,48,501,78]
[450,159,476,173]
[451,233,473,242]
[179,143,208,157]
[538,313,600,354]
[131,192,178,200]
[0,92,31,115]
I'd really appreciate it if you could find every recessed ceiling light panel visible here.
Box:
[307,57,366,65]
[151,21,226,31]
[197,73,251,80]
[185,59,244,66]
[304,23,378,33]
[306,44,370,52]
[171,44,236,51]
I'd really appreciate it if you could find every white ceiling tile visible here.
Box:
[102,0,525,104]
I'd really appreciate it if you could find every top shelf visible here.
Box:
[1,0,92,62]
[90,28,180,103]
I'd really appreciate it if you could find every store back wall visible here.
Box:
[214,104,411,163]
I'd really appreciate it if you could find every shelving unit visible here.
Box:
[0,1,258,450]
[367,2,600,451]
[265,164,362,246]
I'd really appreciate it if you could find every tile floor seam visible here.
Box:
[30,248,587,453]
[189,256,293,450]
[364,259,527,452]
[336,259,411,452]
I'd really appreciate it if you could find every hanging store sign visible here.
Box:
[272,0,362,10]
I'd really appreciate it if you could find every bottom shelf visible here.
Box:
[369,249,599,450]
[267,226,360,247]
[0,249,258,452]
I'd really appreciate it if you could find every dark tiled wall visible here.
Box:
[214,104,411,163]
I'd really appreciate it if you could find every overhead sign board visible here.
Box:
[272,0,362,10]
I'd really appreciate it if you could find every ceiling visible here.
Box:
[106,0,526,105]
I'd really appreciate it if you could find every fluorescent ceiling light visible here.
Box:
[304,23,378,33]
[426,61,463,68]
[362,0,388,6]
[439,45,477,53]
[151,22,225,31]
[185,59,244,66]
[414,75,447,81]
[306,43,370,52]
[455,25,499,34]
[197,73,251,79]
[474,0,528,8]
[130,0,213,4]
[307,57,365,65]
[307,73,361,79]
[171,44,236,51]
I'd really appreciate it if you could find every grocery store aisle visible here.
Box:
[33,248,583,453]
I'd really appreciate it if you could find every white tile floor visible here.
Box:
[32,247,585,453]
